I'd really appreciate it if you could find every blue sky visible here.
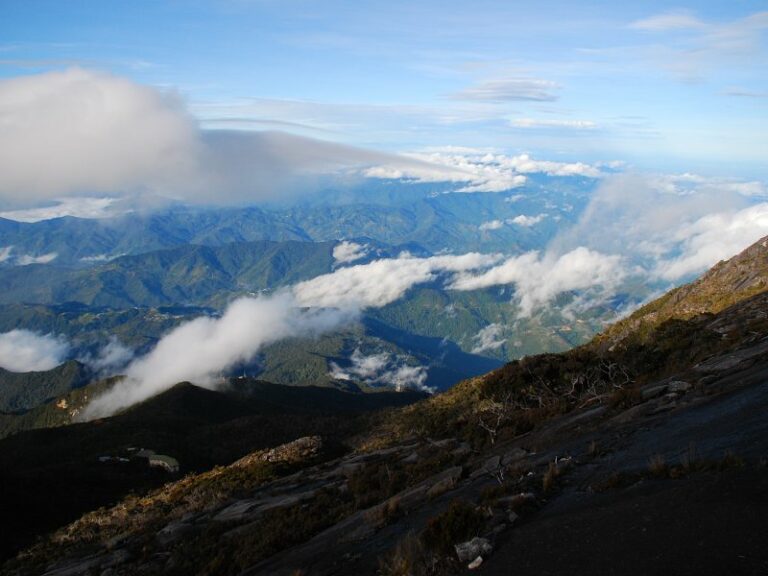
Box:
[1,0,767,177]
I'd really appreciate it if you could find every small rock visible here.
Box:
[451,442,471,458]
[157,521,194,546]
[502,447,527,466]
[431,438,458,449]
[498,492,536,512]
[455,537,493,563]
[508,510,519,524]
[468,556,484,570]
[401,451,419,464]
[667,380,692,393]
[640,383,668,400]
[470,455,501,478]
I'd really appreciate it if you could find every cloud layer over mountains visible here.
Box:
[0,68,433,207]
[0,330,69,373]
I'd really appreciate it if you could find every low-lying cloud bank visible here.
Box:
[332,240,369,265]
[0,329,69,372]
[83,293,355,418]
[364,149,603,193]
[553,172,768,282]
[329,348,432,393]
[451,247,625,317]
[61,169,768,418]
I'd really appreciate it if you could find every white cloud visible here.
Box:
[0,68,198,204]
[629,10,768,82]
[509,214,545,227]
[511,118,597,130]
[654,203,768,280]
[80,254,114,263]
[452,78,561,102]
[471,323,505,354]
[0,68,430,208]
[80,337,134,376]
[333,240,368,265]
[0,329,69,372]
[630,10,706,31]
[329,348,431,393]
[552,172,768,282]
[364,149,602,193]
[83,292,356,418]
[479,219,504,231]
[0,246,12,262]
[450,248,626,317]
[293,252,502,309]
[0,197,123,222]
[15,252,58,265]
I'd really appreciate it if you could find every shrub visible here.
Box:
[647,454,668,477]
[421,499,484,554]
[378,532,432,576]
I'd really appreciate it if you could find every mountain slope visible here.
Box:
[596,234,768,348]
[5,235,768,576]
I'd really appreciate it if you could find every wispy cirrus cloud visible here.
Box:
[451,77,560,102]
[510,118,597,130]
[629,10,706,32]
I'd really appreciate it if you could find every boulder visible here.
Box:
[455,537,493,563]
[502,447,528,466]
[470,455,501,478]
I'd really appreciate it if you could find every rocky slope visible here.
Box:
[3,235,768,576]
[596,234,768,348]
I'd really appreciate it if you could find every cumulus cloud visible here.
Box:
[509,214,546,227]
[552,172,768,281]
[294,252,502,309]
[479,220,504,231]
[364,149,602,193]
[0,68,433,208]
[329,348,432,393]
[0,329,69,372]
[83,292,355,418]
[450,248,626,317]
[654,203,768,280]
[333,240,368,265]
[471,323,506,354]
[16,252,58,265]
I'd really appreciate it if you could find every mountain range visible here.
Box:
[2,233,767,575]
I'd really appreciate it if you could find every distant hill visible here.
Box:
[0,240,338,308]
[0,183,582,266]
[0,360,91,413]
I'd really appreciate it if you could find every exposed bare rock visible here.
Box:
[232,435,323,467]
[455,537,493,563]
